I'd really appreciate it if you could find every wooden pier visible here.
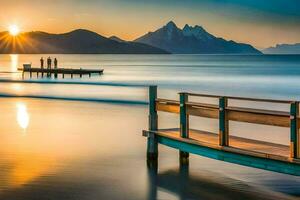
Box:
[143,86,300,176]
[18,65,104,79]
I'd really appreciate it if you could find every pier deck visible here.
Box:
[145,128,291,160]
[143,86,300,176]
[18,67,104,78]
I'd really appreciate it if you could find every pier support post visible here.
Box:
[147,86,158,162]
[219,97,229,146]
[290,102,299,158]
[179,93,189,164]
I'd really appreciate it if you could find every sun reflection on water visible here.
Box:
[11,83,23,93]
[16,103,30,130]
[10,54,19,72]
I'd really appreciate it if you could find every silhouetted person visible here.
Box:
[54,58,58,78]
[47,57,52,77]
[40,57,44,69]
[47,57,52,69]
[54,58,58,69]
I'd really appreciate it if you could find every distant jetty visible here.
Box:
[18,64,104,79]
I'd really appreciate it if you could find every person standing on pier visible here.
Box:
[47,57,52,69]
[54,58,58,78]
[47,57,52,77]
[54,58,58,69]
[40,57,44,69]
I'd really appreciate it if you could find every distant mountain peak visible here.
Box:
[161,21,181,41]
[183,24,189,29]
[109,36,126,43]
[165,21,177,29]
[68,29,95,34]
[183,24,204,31]
[182,24,213,40]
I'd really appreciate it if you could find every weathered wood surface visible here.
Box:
[156,99,180,114]
[227,107,290,127]
[146,128,300,164]
[156,99,293,127]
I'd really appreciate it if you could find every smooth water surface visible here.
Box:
[0,54,299,199]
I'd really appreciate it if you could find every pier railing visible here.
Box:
[148,86,299,159]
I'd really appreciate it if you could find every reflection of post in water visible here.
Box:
[147,160,158,200]
[147,159,190,200]
[179,161,189,200]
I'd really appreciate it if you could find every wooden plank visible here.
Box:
[156,98,179,104]
[227,106,289,116]
[186,93,221,98]
[186,102,218,109]
[157,99,290,127]
[227,107,290,127]
[156,99,179,114]
[186,92,292,104]
[186,104,218,118]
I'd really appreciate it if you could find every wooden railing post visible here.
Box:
[147,86,158,161]
[290,101,299,158]
[179,93,189,163]
[219,97,229,146]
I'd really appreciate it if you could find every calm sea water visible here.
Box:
[0,54,299,200]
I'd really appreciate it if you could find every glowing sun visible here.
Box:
[9,24,20,36]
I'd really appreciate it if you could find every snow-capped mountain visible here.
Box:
[135,21,261,54]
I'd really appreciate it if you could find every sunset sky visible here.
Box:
[0,0,300,48]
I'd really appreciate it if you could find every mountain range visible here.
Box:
[263,43,300,54]
[135,21,261,54]
[0,29,168,54]
[0,21,265,54]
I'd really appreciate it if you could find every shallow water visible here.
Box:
[0,54,299,199]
